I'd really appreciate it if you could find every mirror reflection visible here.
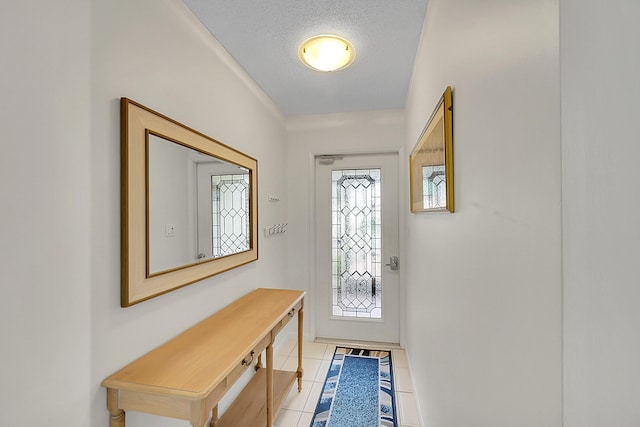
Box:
[148,134,250,274]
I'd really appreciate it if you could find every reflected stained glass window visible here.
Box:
[211,174,250,257]
[422,165,446,209]
[331,169,382,319]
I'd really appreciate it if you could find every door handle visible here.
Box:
[385,256,399,271]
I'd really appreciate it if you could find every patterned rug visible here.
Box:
[310,347,397,427]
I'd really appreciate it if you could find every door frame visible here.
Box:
[307,148,407,347]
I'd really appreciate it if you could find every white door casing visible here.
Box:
[314,153,400,343]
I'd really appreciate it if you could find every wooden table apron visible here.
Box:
[101,288,305,427]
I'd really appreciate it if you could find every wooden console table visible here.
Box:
[102,288,305,427]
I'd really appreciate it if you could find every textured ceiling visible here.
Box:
[182,0,429,116]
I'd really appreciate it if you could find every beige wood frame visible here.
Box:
[409,86,454,213]
[121,98,258,306]
[102,288,305,427]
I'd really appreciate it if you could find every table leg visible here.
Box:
[190,400,209,427]
[266,343,274,427]
[107,389,125,427]
[297,307,304,391]
[209,404,218,427]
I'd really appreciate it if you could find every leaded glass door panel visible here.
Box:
[210,174,250,257]
[332,169,382,318]
[196,161,250,261]
[315,153,400,343]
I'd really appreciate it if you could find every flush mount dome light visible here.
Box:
[298,35,355,72]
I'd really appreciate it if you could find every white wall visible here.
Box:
[404,0,562,425]
[0,1,91,426]
[285,111,405,340]
[0,0,287,425]
[89,1,290,425]
[561,0,640,425]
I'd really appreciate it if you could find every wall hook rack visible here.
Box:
[264,223,287,237]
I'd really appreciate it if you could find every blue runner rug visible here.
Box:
[310,347,397,427]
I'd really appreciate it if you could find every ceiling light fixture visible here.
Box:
[298,35,355,72]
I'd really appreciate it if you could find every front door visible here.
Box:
[315,153,400,343]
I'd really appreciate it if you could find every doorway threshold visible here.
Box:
[315,336,402,350]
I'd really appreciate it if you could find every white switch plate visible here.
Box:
[165,223,176,237]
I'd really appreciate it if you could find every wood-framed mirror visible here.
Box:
[121,98,258,306]
[409,86,454,213]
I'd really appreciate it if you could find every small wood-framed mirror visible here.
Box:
[409,86,454,213]
[121,98,258,306]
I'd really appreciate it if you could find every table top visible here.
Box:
[102,288,305,399]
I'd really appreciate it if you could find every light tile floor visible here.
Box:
[273,339,421,427]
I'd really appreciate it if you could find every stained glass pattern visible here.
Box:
[422,165,446,209]
[211,174,250,257]
[331,169,382,319]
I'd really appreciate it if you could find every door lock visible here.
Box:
[385,256,399,270]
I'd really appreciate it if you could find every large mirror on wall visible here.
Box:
[121,98,258,307]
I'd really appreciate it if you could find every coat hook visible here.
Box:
[264,223,287,237]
